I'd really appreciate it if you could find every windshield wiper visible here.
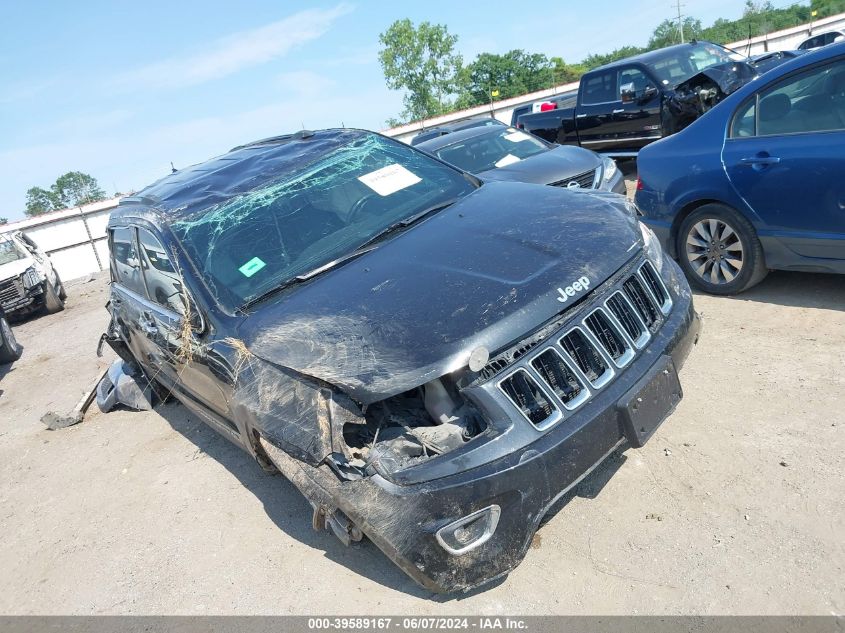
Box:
[354,197,460,251]
[240,247,376,311]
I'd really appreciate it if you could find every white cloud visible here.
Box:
[0,86,403,219]
[276,70,335,98]
[115,4,353,90]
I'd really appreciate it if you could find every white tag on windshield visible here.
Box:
[503,131,531,143]
[358,163,422,196]
[495,154,522,168]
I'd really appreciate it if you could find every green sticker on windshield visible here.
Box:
[239,257,266,278]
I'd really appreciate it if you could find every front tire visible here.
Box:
[42,279,65,314]
[56,273,67,301]
[0,315,22,364]
[676,204,768,295]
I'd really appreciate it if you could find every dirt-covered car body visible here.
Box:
[102,129,700,592]
[0,231,66,317]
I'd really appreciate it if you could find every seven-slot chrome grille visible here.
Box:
[494,260,672,431]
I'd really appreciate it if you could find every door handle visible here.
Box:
[612,108,625,114]
[740,155,781,166]
[139,312,158,337]
[576,113,588,119]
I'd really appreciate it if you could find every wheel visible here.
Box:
[56,273,67,301]
[42,279,65,314]
[676,204,768,295]
[0,315,22,364]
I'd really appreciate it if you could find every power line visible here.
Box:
[674,0,687,43]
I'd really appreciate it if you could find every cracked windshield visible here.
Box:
[171,132,474,310]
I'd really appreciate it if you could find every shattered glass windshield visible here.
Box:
[171,133,475,311]
[649,42,743,87]
[0,238,25,266]
[433,128,550,173]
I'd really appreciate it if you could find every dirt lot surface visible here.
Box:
[1,257,843,614]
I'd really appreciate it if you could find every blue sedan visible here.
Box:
[635,42,845,294]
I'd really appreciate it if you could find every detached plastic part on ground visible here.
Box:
[96,359,153,413]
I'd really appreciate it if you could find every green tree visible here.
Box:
[550,57,587,86]
[378,19,463,123]
[50,171,106,209]
[0,217,7,225]
[24,172,107,217]
[25,186,56,217]
[456,50,554,109]
[648,17,703,48]
[811,0,845,18]
[582,45,647,70]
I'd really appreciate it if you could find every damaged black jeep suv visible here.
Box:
[102,129,700,593]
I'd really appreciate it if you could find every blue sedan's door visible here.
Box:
[722,56,845,261]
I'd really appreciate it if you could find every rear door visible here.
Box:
[722,56,845,260]
[575,68,623,150]
[109,226,150,369]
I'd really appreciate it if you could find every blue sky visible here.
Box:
[0,0,752,220]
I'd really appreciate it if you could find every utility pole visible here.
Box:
[674,0,686,43]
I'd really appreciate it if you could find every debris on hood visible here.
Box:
[663,60,758,133]
[96,359,153,413]
[663,52,798,134]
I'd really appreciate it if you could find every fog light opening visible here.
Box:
[436,505,501,555]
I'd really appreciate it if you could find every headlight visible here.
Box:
[21,266,42,290]
[639,222,664,272]
[602,155,618,182]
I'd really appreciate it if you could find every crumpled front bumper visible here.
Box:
[1,280,44,314]
[262,271,701,593]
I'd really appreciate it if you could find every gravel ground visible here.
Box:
[0,198,842,615]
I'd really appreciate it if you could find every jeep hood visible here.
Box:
[477,146,601,186]
[240,182,642,404]
[0,257,35,282]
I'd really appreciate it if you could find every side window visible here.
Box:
[137,228,186,316]
[110,227,146,296]
[730,99,757,137]
[731,58,845,137]
[619,67,653,101]
[582,70,618,105]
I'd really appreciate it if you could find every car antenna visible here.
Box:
[170,161,177,174]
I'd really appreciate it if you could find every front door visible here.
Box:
[134,227,233,421]
[617,66,662,149]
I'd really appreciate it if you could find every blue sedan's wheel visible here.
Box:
[677,204,768,295]
[686,218,744,284]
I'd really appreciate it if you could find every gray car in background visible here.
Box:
[416,125,626,194]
